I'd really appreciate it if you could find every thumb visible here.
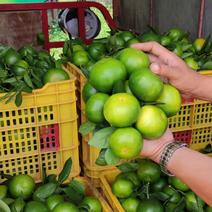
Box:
[150,62,174,80]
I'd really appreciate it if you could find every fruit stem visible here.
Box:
[146,182,150,199]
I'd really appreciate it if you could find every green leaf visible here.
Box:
[196,195,204,212]
[0,199,11,212]
[117,162,139,172]
[15,92,22,107]
[88,127,115,148]
[105,148,121,165]
[33,182,57,202]
[46,174,57,183]
[23,73,33,88]
[95,149,107,166]
[57,157,72,185]
[63,179,85,205]
[79,121,96,136]
[5,92,16,104]
[2,198,14,205]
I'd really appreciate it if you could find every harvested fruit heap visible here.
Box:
[63,28,212,72]
[0,45,69,106]
[0,158,103,212]
[109,159,212,211]
[80,47,181,165]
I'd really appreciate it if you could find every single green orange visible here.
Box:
[136,105,168,139]
[168,176,190,192]
[109,127,143,159]
[126,38,140,47]
[46,194,64,210]
[52,202,79,212]
[185,191,205,211]
[193,38,205,52]
[121,197,140,212]
[80,196,102,212]
[103,93,140,127]
[185,57,199,70]
[88,42,106,61]
[117,48,150,75]
[120,31,135,42]
[3,48,20,66]
[72,50,89,66]
[116,171,141,187]
[137,198,164,212]
[129,68,164,102]
[151,177,167,192]
[85,93,109,124]
[137,160,161,183]
[156,84,181,117]
[163,186,181,204]
[24,201,49,212]
[160,35,172,46]
[8,174,35,199]
[89,58,127,93]
[112,178,134,198]
[82,82,97,102]
[43,68,70,84]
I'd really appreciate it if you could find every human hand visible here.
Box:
[132,42,202,99]
[140,128,174,163]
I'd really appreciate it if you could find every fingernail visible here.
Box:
[150,63,160,74]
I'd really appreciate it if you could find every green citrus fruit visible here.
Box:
[163,186,181,204]
[117,48,150,75]
[126,38,140,47]
[46,194,64,210]
[139,32,160,43]
[160,35,172,46]
[193,38,205,52]
[137,160,161,183]
[137,198,164,212]
[43,68,70,84]
[89,58,127,93]
[72,50,89,66]
[24,201,49,212]
[185,191,205,211]
[0,185,7,199]
[112,178,134,198]
[109,127,143,159]
[136,105,168,139]
[120,31,135,42]
[85,93,109,123]
[81,196,102,212]
[156,84,181,117]
[185,57,199,70]
[151,177,167,192]
[116,171,141,187]
[72,44,84,52]
[52,202,79,212]
[8,174,35,199]
[103,93,140,127]
[12,60,29,76]
[82,82,97,102]
[88,42,106,61]
[121,197,140,212]
[107,34,125,51]
[168,176,189,191]
[167,28,185,41]
[129,68,164,102]
[4,49,20,66]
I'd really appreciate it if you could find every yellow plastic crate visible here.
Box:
[0,67,80,182]
[100,169,124,212]
[75,177,113,212]
[83,163,117,188]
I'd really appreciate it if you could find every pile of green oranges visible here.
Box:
[110,159,212,212]
[82,47,181,162]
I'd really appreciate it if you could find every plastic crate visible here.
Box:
[100,169,124,212]
[0,67,80,183]
[83,163,117,188]
[75,177,112,212]
[173,129,192,143]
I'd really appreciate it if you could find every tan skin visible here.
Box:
[132,42,212,206]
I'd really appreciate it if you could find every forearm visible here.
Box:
[152,147,212,206]
[192,74,212,102]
